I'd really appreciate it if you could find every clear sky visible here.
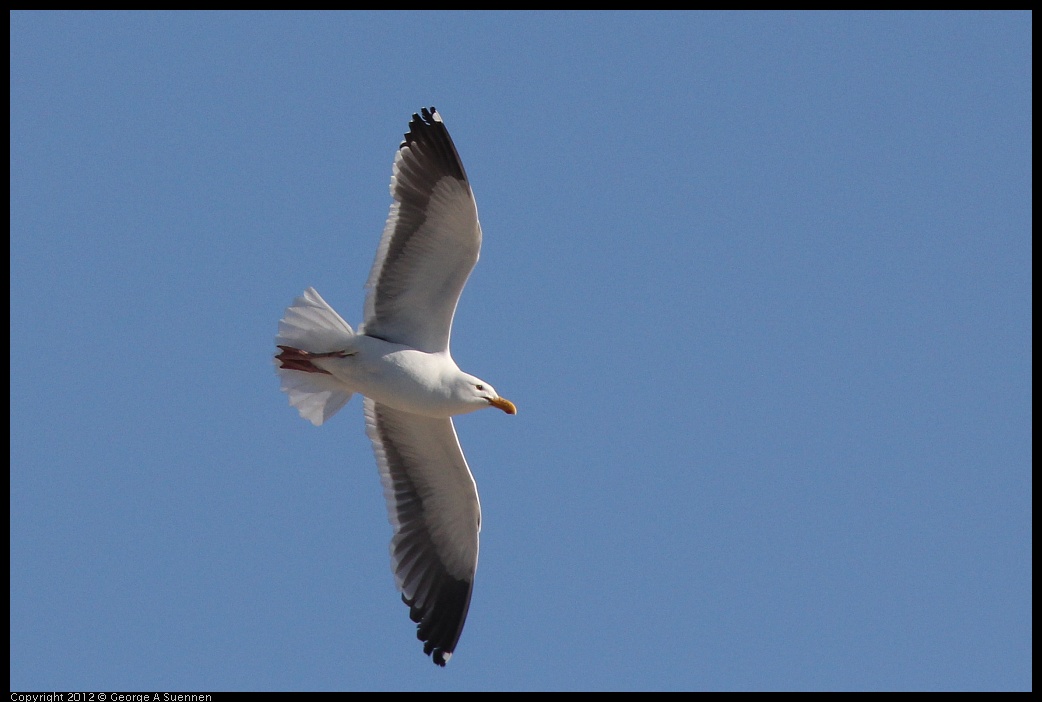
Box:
[10,11,1031,692]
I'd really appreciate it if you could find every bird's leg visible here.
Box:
[275,346,353,375]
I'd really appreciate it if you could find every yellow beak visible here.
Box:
[488,397,517,415]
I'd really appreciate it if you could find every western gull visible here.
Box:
[274,107,515,666]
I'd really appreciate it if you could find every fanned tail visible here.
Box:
[275,287,356,426]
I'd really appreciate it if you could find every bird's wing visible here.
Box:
[361,107,481,354]
[364,398,480,666]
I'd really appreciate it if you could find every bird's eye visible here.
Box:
[476,384,484,391]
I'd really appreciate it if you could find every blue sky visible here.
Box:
[10,11,1031,692]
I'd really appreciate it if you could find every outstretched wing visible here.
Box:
[361,107,481,354]
[364,398,480,666]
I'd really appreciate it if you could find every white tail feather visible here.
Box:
[277,287,355,351]
[278,368,352,426]
[276,288,355,426]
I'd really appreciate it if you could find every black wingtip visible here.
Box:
[410,106,438,131]
[399,106,467,182]
[400,575,472,667]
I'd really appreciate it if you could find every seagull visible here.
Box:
[274,107,515,667]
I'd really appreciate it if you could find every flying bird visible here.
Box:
[275,107,515,666]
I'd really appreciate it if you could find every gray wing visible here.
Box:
[361,107,481,354]
[364,398,480,666]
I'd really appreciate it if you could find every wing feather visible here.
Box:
[364,398,480,666]
[362,108,481,353]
